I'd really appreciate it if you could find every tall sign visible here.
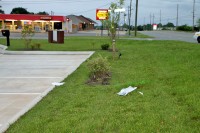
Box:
[96,9,108,20]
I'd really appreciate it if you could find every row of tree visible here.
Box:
[122,20,200,32]
[0,7,49,15]
[129,24,199,32]
[0,3,4,14]
[100,17,200,32]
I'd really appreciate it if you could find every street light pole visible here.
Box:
[134,0,138,37]
[176,4,179,29]
[128,0,132,36]
[192,0,195,31]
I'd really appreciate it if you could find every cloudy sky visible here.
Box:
[1,0,200,26]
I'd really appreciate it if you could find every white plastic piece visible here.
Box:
[52,82,65,86]
[0,44,8,54]
[138,91,144,95]
[117,86,137,96]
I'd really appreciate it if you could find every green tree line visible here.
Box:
[0,7,49,15]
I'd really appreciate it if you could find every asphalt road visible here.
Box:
[140,31,197,43]
[0,30,126,39]
[0,30,197,43]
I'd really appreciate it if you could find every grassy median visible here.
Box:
[2,37,200,132]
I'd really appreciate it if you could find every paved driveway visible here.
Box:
[0,51,94,132]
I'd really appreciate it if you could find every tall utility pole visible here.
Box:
[124,13,126,26]
[160,10,161,24]
[176,4,179,29]
[51,11,54,15]
[150,13,152,30]
[128,0,132,36]
[150,13,151,25]
[152,14,155,24]
[128,6,130,35]
[134,0,138,36]
[192,0,195,31]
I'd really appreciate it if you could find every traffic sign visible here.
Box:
[96,9,108,20]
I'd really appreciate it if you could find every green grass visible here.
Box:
[3,38,200,132]
[0,36,111,51]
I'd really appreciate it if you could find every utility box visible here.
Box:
[1,30,10,46]
[48,31,53,43]
[48,30,64,44]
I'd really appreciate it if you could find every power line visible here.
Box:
[71,3,111,14]
[2,1,113,16]
[1,0,102,4]
[147,9,195,24]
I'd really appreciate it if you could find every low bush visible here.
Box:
[87,55,111,85]
[101,44,110,50]
[30,43,41,50]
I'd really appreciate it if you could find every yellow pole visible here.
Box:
[2,20,5,29]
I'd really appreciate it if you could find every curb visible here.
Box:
[4,51,94,55]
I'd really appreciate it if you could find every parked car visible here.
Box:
[193,32,200,43]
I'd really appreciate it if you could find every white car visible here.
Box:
[193,32,200,43]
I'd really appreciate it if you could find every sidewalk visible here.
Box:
[0,50,94,132]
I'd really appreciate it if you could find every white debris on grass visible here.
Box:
[117,86,137,96]
[138,91,144,95]
[0,44,8,55]
[52,82,65,86]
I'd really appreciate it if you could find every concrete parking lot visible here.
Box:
[0,51,94,132]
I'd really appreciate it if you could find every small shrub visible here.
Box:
[87,55,111,85]
[35,43,41,49]
[31,44,35,50]
[101,44,110,50]
[30,43,41,50]
[91,42,95,50]
[21,25,35,49]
